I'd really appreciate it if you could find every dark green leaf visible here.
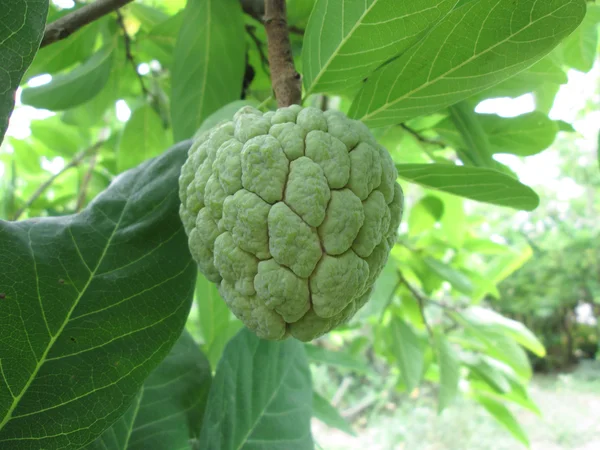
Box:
[117,105,171,173]
[350,0,586,127]
[302,0,459,95]
[475,394,530,447]
[388,318,423,392]
[21,44,115,111]
[448,102,494,167]
[305,345,371,374]
[312,391,355,436]
[198,329,314,450]
[395,164,540,211]
[88,331,212,450]
[435,333,460,413]
[0,0,48,144]
[0,140,197,449]
[171,0,246,141]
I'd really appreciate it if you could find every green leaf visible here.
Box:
[30,116,87,156]
[467,358,511,393]
[448,102,494,167]
[137,12,184,69]
[475,394,530,447]
[349,0,586,127]
[305,345,371,374]
[395,164,540,211]
[0,140,197,449]
[25,17,101,79]
[437,111,559,157]
[302,0,459,96]
[0,0,48,144]
[128,3,169,31]
[408,195,444,235]
[312,391,355,436]
[21,44,115,111]
[558,5,600,72]
[461,307,546,357]
[388,318,423,392]
[198,329,314,449]
[88,331,212,450]
[195,273,242,370]
[435,333,460,413]
[171,0,246,141]
[423,257,473,294]
[117,105,170,173]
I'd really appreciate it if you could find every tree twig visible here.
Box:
[12,141,105,221]
[400,124,446,149]
[115,10,150,99]
[41,0,135,48]
[245,25,270,74]
[75,153,98,212]
[263,0,301,107]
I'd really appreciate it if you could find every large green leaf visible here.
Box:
[88,330,212,450]
[171,0,246,141]
[117,105,171,173]
[195,273,242,370]
[423,257,473,294]
[0,0,48,144]
[0,140,197,449]
[302,0,459,96]
[312,391,355,436]
[435,333,460,413]
[388,318,424,392]
[395,164,540,211]
[349,0,586,127]
[198,329,314,449]
[436,111,559,157]
[21,44,115,111]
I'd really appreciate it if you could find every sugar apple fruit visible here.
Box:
[179,105,403,342]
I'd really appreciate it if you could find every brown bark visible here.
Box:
[263,0,301,107]
[41,0,135,48]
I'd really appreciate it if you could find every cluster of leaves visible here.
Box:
[0,0,599,449]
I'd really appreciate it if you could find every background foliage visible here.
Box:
[1,0,599,449]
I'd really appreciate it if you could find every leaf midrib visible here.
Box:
[0,208,126,431]
[360,1,576,121]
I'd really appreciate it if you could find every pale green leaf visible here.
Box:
[435,333,460,412]
[198,329,314,449]
[475,394,530,447]
[423,257,473,294]
[408,196,444,236]
[461,307,546,357]
[117,105,170,173]
[0,141,197,449]
[350,0,586,127]
[171,0,246,141]
[21,44,115,111]
[395,164,540,210]
[312,392,355,436]
[559,5,600,72]
[305,345,371,374]
[388,318,423,392]
[0,0,48,144]
[302,0,459,95]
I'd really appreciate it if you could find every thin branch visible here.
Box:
[400,124,446,149]
[75,153,98,212]
[264,0,301,107]
[12,141,104,221]
[398,271,433,337]
[115,10,150,100]
[41,0,135,48]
